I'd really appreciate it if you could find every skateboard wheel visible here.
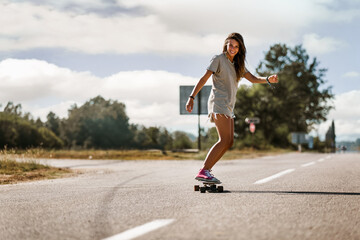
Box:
[217,186,224,193]
[194,185,200,191]
[200,187,206,193]
[210,185,217,191]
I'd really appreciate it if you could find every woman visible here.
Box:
[186,32,278,183]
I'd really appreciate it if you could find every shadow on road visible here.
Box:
[228,190,360,196]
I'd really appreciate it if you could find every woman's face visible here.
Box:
[226,39,239,58]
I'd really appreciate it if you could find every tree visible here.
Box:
[157,128,173,150]
[4,102,22,116]
[0,103,63,149]
[234,44,334,147]
[0,113,63,149]
[0,113,18,148]
[132,125,173,150]
[172,131,194,149]
[132,125,153,149]
[46,112,61,136]
[325,120,336,152]
[60,96,133,149]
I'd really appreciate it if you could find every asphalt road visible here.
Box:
[0,152,359,240]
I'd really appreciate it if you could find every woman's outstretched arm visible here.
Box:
[244,72,278,84]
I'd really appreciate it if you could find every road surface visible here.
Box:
[0,152,359,240]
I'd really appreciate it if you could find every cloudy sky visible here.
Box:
[0,0,359,142]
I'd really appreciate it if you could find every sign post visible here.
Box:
[245,117,260,149]
[197,90,201,150]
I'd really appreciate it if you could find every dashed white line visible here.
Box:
[254,155,330,185]
[103,219,175,240]
[301,161,316,167]
[254,169,295,184]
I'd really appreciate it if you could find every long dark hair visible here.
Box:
[222,32,246,81]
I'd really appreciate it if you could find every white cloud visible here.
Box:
[0,59,100,102]
[303,33,344,55]
[0,58,204,132]
[314,90,360,141]
[342,71,360,78]
[0,1,220,55]
[1,0,359,55]
[331,90,360,121]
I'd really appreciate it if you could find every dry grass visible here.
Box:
[0,148,73,185]
[221,148,291,160]
[8,148,291,161]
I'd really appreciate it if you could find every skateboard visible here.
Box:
[194,181,224,193]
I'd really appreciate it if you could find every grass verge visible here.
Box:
[0,159,73,185]
[8,148,291,160]
[0,149,73,185]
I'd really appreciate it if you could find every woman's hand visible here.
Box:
[269,75,279,83]
[186,98,194,113]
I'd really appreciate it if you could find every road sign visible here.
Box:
[291,132,307,144]
[245,117,260,124]
[250,123,256,133]
[291,132,308,152]
[179,86,211,115]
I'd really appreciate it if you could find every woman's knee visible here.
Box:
[219,137,233,149]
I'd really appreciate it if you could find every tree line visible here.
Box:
[0,43,334,151]
[0,97,195,150]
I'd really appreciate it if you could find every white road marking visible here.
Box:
[317,158,325,162]
[254,169,295,184]
[301,161,316,167]
[103,219,175,240]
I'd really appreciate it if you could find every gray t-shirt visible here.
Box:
[207,53,247,119]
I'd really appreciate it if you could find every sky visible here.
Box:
[0,0,359,142]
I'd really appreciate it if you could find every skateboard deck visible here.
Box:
[194,181,224,193]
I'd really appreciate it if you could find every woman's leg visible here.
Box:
[202,115,234,170]
[206,118,234,170]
